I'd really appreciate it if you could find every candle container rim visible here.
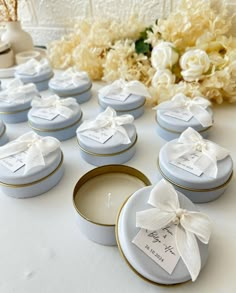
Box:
[157,157,233,192]
[115,185,190,287]
[73,164,151,227]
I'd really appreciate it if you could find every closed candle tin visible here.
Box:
[73,165,151,246]
[0,148,64,198]
[15,69,54,91]
[98,93,146,119]
[0,120,8,146]
[0,99,31,123]
[156,108,213,141]
[49,78,92,104]
[158,140,233,203]
[77,124,137,166]
[28,105,83,141]
[116,185,208,285]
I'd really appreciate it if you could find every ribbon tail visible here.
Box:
[57,105,74,119]
[190,105,212,127]
[136,209,176,231]
[24,144,45,174]
[0,141,28,159]
[115,126,131,144]
[176,226,201,282]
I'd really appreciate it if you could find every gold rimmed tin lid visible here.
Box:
[73,165,151,227]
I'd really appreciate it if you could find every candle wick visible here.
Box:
[107,192,112,208]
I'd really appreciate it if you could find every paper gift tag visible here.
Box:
[170,152,203,176]
[105,93,131,102]
[0,151,27,173]
[164,109,193,122]
[32,108,59,121]
[132,225,180,275]
[81,127,114,144]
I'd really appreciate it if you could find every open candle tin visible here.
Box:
[98,94,146,119]
[155,108,213,141]
[116,185,208,285]
[0,120,8,146]
[158,140,233,203]
[73,165,151,246]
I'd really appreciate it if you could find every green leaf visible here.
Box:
[135,39,151,55]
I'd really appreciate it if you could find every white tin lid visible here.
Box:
[116,185,208,285]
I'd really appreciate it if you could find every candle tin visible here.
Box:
[0,149,64,198]
[156,108,213,141]
[49,79,92,104]
[15,69,54,91]
[77,124,137,166]
[28,106,83,141]
[158,140,233,203]
[0,99,31,123]
[0,120,8,146]
[116,185,208,285]
[73,165,151,246]
[98,94,146,119]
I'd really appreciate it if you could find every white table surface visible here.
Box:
[0,83,236,293]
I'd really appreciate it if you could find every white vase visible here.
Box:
[1,21,33,54]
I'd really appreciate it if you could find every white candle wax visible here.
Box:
[74,173,146,225]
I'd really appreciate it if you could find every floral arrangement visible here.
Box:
[0,0,18,22]
[47,0,236,105]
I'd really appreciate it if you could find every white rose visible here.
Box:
[152,69,176,87]
[180,49,210,82]
[151,42,179,70]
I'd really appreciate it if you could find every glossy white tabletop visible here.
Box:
[0,82,235,293]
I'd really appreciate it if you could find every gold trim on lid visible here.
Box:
[98,99,145,113]
[157,157,233,192]
[155,113,212,134]
[73,165,151,227]
[115,193,189,287]
[0,151,64,188]
[0,106,31,115]
[55,83,92,97]
[77,134,138,157]
[28,112,83,132]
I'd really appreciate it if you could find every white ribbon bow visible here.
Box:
[77,107,134,144]
[16,58,51,76]
[166,127,229,178]
[50,68,90,88]
[136,179,211,282]
[0,132,60,174]
[31,95,78,119]
[157,93,212,127]
[98,79,151,99]
[0,78,39,104]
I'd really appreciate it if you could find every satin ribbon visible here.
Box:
[136,179,211,282]
[31,95,78,119]
[166,127,229,178]
[0,78,38,104]
[98,79,151,99]
[0,132,60,174]
[77,107,134,144]
[50,68,90,88]
[157,93,212,127]
[16,58,51,76]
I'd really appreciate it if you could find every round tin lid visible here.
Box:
[98,93,145,112]
[0,41,11,53]
[77,124,137,155]
[49,78,92,96]
[156,107,213,133]
[116,185,208,285]
[28,104,82,131]
[159,139,233,190]
[15,68,54,83]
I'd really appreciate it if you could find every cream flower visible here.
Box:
[151,42,179,70]
[180,49,210,82]
[152,69,175,87]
